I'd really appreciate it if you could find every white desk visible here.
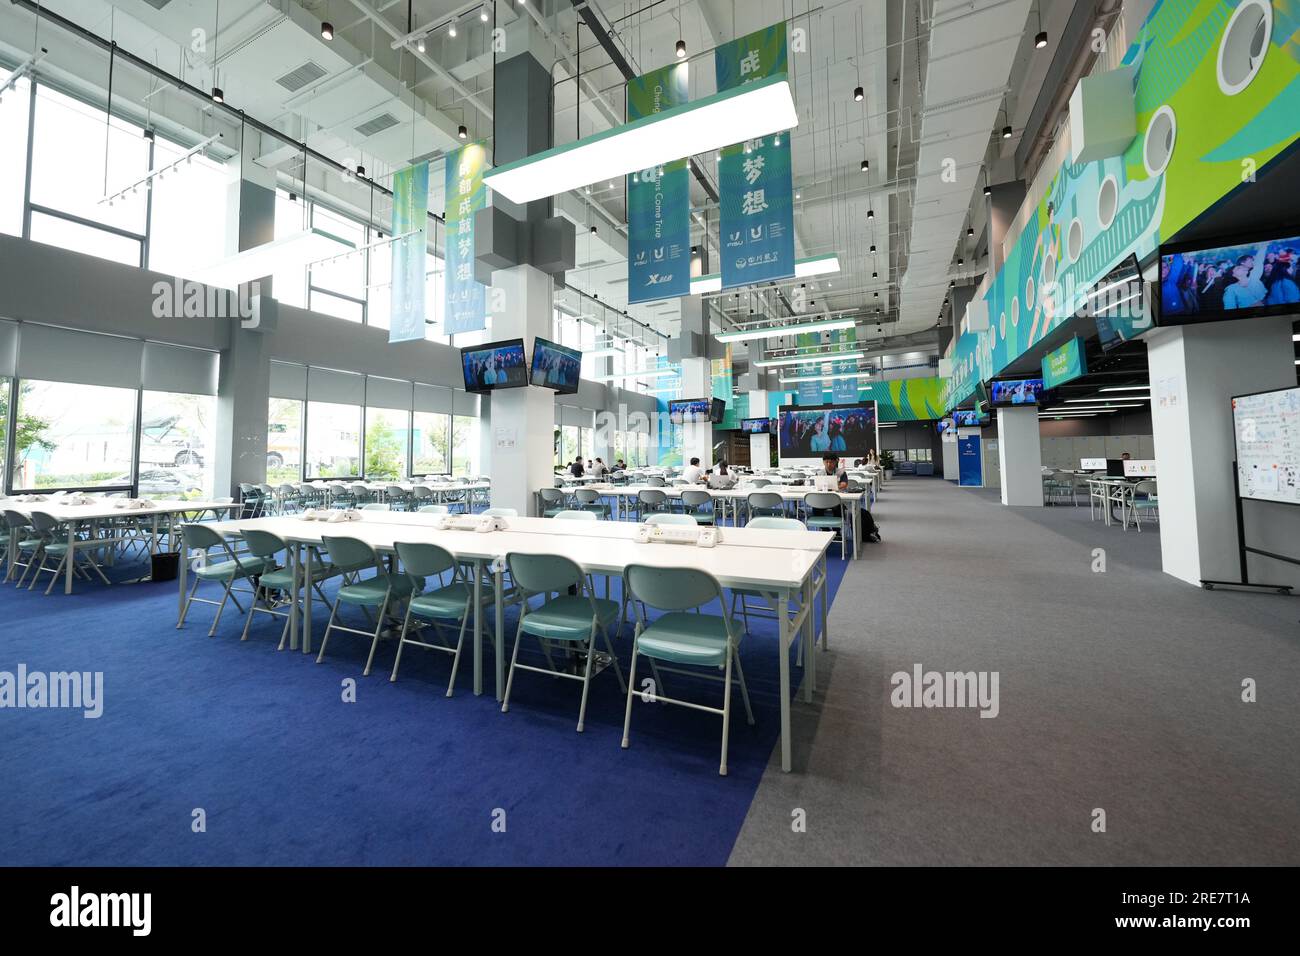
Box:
[184,511,833,772]
[3,498,237,593]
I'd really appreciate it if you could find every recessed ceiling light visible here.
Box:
[321,21,334,40]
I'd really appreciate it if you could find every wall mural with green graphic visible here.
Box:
[943,0,1300,411]
[766,376,945,421]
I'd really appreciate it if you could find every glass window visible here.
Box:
[305,401,361,478]
[308,289,365,323]
[0,72,30,238]
[560,425,579,466]
[29,85,149,235]
[451,415,479,475]
[412,411,449,476]
[364,406,408,480]
[9,380,136,491]
[267,398,303,484]
[580,426,593,463]
[147,137,230,279]
[271,189,308,307]
[368,236,391,331]
[29,211,141,267]
[308,204,366,322]
[138,391,216,499]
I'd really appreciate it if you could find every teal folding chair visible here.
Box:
[645,513,695,526]
[539,487,568,517]
[730,517,806,633]
[482,507,518,517]
[178,524,277,636]
[680,489,715,525]
[575,487,609,519]
[746,491,785,523]
[237,529,344,648]
[26,511,111,595]
[361,502,390,511]
[316,536,416,675]
[553,510,597,521]
[622,564,754,775]
[391,541,482,696]
[418,504,449,514]
[502,552,626,732]
[635,488,669,521]
[4,510,42,587]
[802,492,847,560]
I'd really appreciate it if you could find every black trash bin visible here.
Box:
[151,551,180,582]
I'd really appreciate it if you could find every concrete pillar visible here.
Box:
[988,181,1026,272]
[997,405,1043,505]
[748,389,771,468]
[1147,316,1297,587]
[678,295,713,468]
[213,162,276,497]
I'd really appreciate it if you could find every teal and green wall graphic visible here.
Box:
[716,23,796,289]
[943,0,1300,411]
[1041,335,1087,388]
[775,376,945,421]
[627,63,691,303]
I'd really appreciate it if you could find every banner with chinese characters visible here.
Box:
[794,330,822,405]
[444,142,489,335]
[389,161,429,343]
[830,327,858,404]
[715,22,794,290]
[627,63,691,303]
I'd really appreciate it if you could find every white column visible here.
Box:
[748,390,770,468]
[679,356,713,467]
[1147,316,1297,587]
[941,432,959,480]
[487,264,555,515]
[997,406,1043,506]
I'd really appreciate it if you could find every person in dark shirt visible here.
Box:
[569,458,585,478]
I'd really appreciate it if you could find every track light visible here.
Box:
[870,244,876,253]
[1035,31,1048,49]
[449,17,457,38]
[853,86,864,102]
[676,39,686,58]
[872,271,878,279]
[967,226,974,237]
[983,185,992,196]
[480,7,489,22]
[417,35,426,53]
[1002,125,1013,139]
[867,208,874,220]
[860,159,869,173]
[458,124,468,139]
[321,21,334,41]
[957,257,964,265]
[356,164,366,177]
[210,86,223,104]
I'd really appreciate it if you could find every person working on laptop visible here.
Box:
[822,453,849,491]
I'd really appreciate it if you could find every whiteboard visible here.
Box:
[1232,387,1300,506]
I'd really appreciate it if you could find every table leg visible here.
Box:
[803,575,815,703]
[287,543,299,651]
[302,545,314,655]
[778,584,793,773]
[494,564,505,701]
[64,524,75,595]
[473,559,483,696]
[177,539,188,626]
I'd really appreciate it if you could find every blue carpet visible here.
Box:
[0,538,847,866]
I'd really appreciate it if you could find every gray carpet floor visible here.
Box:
[727,477,1300,865]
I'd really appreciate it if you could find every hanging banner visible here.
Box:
[716,22,795,290]
[389,161,429,343]
[794,330,822,405]
[444,142,489,335]
[830,327,858,404]
[627,63,691,303]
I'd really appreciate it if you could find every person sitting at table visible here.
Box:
[1120,451,1131,460]
[614,459,627,471]
[682,457,704,484]
[591,458,607,478]
[821,453,849,491]
[569,458,585,478]
[707,462,737,490]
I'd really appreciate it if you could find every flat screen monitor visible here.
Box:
[1106,459,1126,478]
[709,397,726,424]
[777,402,877,459]
[1158,230,1300,327]
[668,398,710,424]
[530,336,581,394]
[1089,253,1145,352]
[461,338,528,393]
[936,419,953,435]
[1231,386,1300,505]
[952,410,989,427]
[1080,458,1107,471]
[989,378,1046,406]
[740,417,772,434]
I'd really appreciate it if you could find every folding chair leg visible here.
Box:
[361,596,391,677]
[599,622,626,693]
[240,585,262,642]
[316,599,343,663]
[208,577,237,637]
[446,613,469,697]
[44,552,68,596]
[720,649,734,776]
[620,645,640,749]
[389,602,416,682]
[501,617,527,713]
[733,650,755,725]
[575,627,599,733]
[178,574,202,628]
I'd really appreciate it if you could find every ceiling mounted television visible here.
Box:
[952,409,989,427]
[740,417,772,434]
[1157,229,1300,326]
[989,378,1046,407]
[709,397,726,423]
[1089,253,1145,352]
[461,338,528,393]
[530,336,581,394]
[777,402,877,458]
[668,398,710,424]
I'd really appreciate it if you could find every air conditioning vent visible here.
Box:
[575,258,608,269]
[275,61,328,93]
[355,113,401,137]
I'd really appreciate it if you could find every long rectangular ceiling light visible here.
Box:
[193,228,356,291]
[691,253,840,295]
[483,74,799,204]
[755,349,865,369]
[592,367,681,383]
[780,369,871,385]
[717,316,855,344]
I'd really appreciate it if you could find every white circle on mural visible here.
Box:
[1143,106,1177,177]
[1217,0,1272,96]
[1011,296,1020,328]
[999,311,1006,337]
[1025,276,1036,308]
[1097,175,1119,229]
[1043,251,1056,286]
[1068,219,1084,263]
